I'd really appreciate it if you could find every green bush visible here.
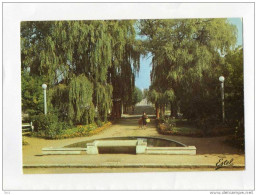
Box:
[96,119,102,127]
[31,113,63,138]
[165,117,176,131]
[158,116,176,131]
[32,113,57,131]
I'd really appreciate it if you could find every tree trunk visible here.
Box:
[121,101,123,116]
[160,105,165,118]
[170,103,173,117]
[117,101,121,118]
[170,102,177,117]
[111,101,121,119]
[156,103,160,119]
[111,101,116,119]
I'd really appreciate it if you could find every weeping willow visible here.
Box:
[21,20,141,124]
[49,84,69,120]
[140,18,237,118]
[68,75,94,124]
[94,82,113,121]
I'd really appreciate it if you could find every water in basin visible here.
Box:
[65,136,186,148]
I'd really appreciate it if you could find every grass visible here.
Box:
[172,119,202,135]
[157,118,233,137]
[172,126,202,134]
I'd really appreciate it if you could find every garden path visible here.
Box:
[23,116,243,164]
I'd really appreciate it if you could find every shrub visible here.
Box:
[95,119,102,127]
[31,113,63,138]
[30,114,112,139]
[157,116,176,131]
[165,117,176,131]
[32,114,57,131]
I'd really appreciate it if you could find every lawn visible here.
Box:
[157,118,233,137]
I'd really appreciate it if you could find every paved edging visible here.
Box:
[23,164,245,169]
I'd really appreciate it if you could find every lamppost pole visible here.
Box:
[219,76,225,123]
[42,84,47,115]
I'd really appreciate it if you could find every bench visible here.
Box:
[22,122,34,135]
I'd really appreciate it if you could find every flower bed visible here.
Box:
[158,123,173,135]
[157,121,204,137]
[32,121,113,139]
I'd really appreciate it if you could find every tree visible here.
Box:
[132,87,143,105]
[21,20,140,124]
[140,19,237,122]
[221,47,244,124]
[142,88,148,99]
[221,47,244,145]
[21,70,44,116]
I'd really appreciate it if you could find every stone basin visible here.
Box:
[42,137,196,155]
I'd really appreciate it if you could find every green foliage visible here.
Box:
[132,87,143,105]
[94,82,113,122]
[21,20,141,124]
[147,88,175,107]
[50,84,69,120]
[142,88,149,99]
[165,117,176,130]
[95,119,103,127]
[32,113,58,131]
[164,89,175,103]
[31,113,64,138]
[221,47,244,123]
[141,19,239,123]
[21,70,44,116]
[60,123,98,138]
[158,116,176,131]
[68,74,94,124]
[147,89,159,103]
[31,122,111,139]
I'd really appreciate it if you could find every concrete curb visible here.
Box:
[23,164,245,169]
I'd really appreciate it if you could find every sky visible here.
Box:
[135,18,243,91]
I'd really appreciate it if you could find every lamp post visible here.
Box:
[42,84,47,115]
[219,76,225,123]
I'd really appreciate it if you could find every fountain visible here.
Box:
[42,137,196,155]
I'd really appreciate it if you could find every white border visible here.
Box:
[2,2,255,190]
